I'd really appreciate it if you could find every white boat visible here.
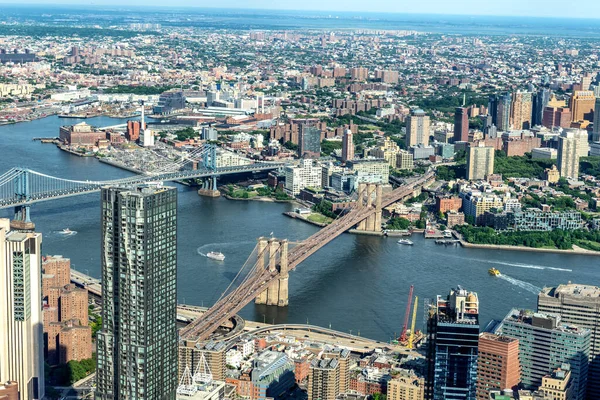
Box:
[206,251,225,261]
[59,228,73,235]
[397,239,414,246]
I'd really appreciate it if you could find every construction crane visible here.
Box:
[399,285,414,342]
[408,296,419,349]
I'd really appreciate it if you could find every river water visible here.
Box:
[0,116,598,341]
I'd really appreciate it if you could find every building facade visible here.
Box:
[476,334,520,400]
[298,125,321,158]
[538,284,600,400]
[308,358,339,400]
[406,109,430,147]
[0,219,44,400]
[284,160,323,196]
[466,144,495,181]
[557,130,581,179]
[426,287,480,400]
[454,107,469,143]
[96,185,178,400]
[499,309,590,400]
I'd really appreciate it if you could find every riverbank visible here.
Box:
[224,194,295,204]
[458,239,600,256]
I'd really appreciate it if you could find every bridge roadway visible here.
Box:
[180,170,436,341]
[0,162,284,210]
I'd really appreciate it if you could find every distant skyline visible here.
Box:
[2,1,600,20]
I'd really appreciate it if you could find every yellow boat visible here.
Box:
[488,268,501,277]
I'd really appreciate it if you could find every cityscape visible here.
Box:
[2,2,600,400]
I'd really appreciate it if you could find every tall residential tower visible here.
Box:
[96,185,178,400]
[0,219,44,400]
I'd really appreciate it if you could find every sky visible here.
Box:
[2,0,600,19]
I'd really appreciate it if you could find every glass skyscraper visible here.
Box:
[96,185,178,400]
[426,287,479,400]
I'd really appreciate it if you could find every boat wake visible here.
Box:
[498,274,542,295]
[197,241,254,257]
[454,256,572,272]
[54,230,78,237]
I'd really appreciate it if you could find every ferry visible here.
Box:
[397,239,414,246]
[488,268,501,277]
[206,251,225,261]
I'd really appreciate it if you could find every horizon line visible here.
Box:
[1,3,600,21]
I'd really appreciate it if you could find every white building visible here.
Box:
[226,349,243,369]
[0,219,45,400]
[284,159,323,195]
[216,150,253,168]
[346,159,390,184]
[531,147,557,160]
[239,340,255,358]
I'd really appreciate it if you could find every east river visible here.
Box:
[1,116,598,341]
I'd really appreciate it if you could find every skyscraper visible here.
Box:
[454,107,469,143]
[298,124,321,158]
[406,109,430,147]
[96,185,178,400]
[499,309,590,400]
[341,129,354,163]
[426,287,479,400]
[466,143,495,181]
[593,97,600,142]
[476,334,520,400]
[308,358,340,400]
[538,284,600,400]
[510,91,533,130]
[532,89,550,127]
[557,130,581,179]
[0,219,45,400]
[570,91,596,122]
[489,93,512,131]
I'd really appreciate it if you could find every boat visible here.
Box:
[59,228,73,235]
[488,268,501,277]
[206,251,225,261]
[397,239,414,246]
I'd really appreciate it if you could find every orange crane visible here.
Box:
[399,285,414,342]
[408,296,419,349]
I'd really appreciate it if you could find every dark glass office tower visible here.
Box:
[96,185,178,400]
[426,287,479,400]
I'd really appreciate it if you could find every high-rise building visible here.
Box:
[476,334,520,400]
[96,185,178,400]
[322,348,350,395]
[284,159,323,195]
[406,109,430,147]
[510,91,533,129]
[466,143,495,181]
[126,120,144,142]
[581,73,593,91]
[570,91,595,122]
[388,370,425,400]
[532,89,550,127]
[543,106,573,129]
[396,150,414,170]
[341,129,354,163]
[250,351,295,400]
[426,287,480,400]
[0,219,44,400]
[308,358,340,400]
[557,130,581,179]
[298,125,321,158]
[489,93,512,131]
[498,309,590,400]
[593,97,600,142]
[42,256,91,365]
[454,107,469,142]
[178,341,226,383]
[539,364,574,400]
[350,67,369,81]
[538,284,600,400]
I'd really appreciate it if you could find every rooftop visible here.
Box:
[542,283,600,299]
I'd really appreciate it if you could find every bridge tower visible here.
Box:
[356,182,382,233]
[197,145,220,197]
[12,168,35,230]
[255,238,289,307]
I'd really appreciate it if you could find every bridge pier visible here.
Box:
[356,183,383,233]
[197,176,220,197]
[255,238,289,307]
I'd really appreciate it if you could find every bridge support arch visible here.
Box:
[356,182,382,233]
[11,169,35,230]
[197,176,220,197]
[255,238,289,307]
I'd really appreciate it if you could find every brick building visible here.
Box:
[436,196,463,213]
[476,333,520,400]
[59,122,106,147]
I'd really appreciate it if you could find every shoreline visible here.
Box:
[458,240,600,256]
